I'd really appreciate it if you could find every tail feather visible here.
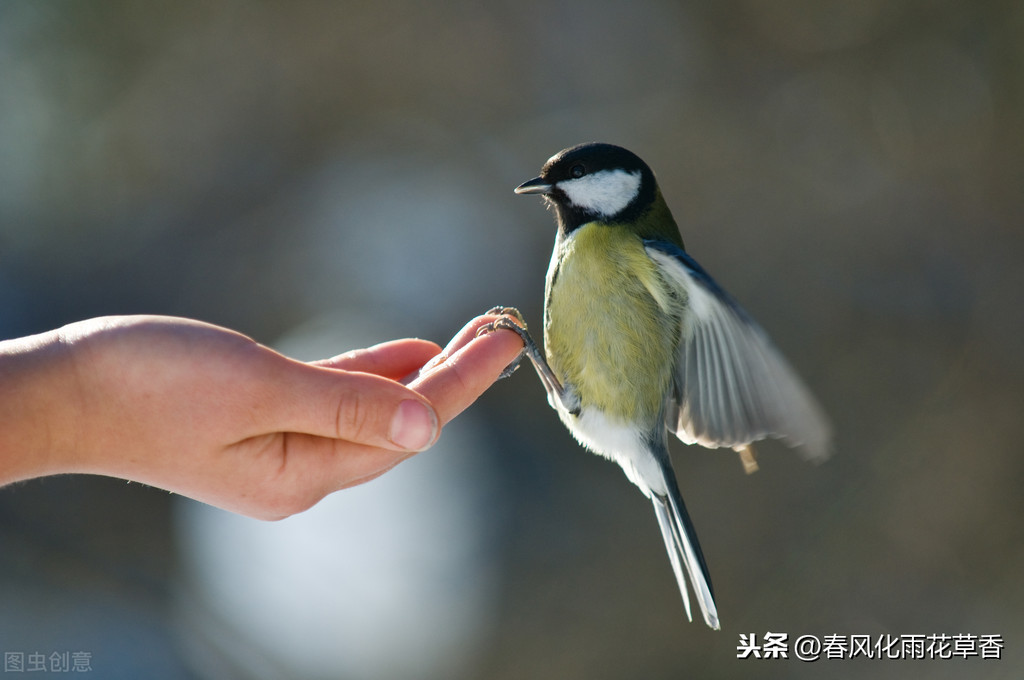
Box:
[651,471,720,630]
[652,499,693,623]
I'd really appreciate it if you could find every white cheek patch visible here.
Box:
[559,169,642,218]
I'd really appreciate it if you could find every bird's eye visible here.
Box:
[570,164,586,178]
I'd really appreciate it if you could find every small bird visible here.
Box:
[488,142,831,630]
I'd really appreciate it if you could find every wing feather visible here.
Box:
[645,241,832,460]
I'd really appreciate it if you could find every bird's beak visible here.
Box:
[514,176,553,195]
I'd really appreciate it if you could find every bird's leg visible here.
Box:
[736,444,759,474]
[479,307,575,413]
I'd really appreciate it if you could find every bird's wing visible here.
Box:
[643,240,831,460]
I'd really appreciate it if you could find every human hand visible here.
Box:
[0,313,524,519]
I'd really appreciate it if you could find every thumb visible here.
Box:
[271,361,440,452]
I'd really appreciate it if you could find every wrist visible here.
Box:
[0,326,86,484]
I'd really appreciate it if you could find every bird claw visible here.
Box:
[478,306,528,337]
[483,306,527,328]
[479,307,529,378]
[497,354,524,379]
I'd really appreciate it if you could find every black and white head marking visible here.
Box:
[515,142,657,231]
[559,168,643,219]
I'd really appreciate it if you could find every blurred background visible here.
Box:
[1,1,1021,678]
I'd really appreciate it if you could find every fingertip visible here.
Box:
[406,322,526,425]
[438,312,521,357]
[476,325,527,362]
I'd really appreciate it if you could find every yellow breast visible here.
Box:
[544,223,682,426]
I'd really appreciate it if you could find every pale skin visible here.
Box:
[0,313,524,520]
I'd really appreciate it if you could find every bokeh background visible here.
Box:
[1,1,1022,678]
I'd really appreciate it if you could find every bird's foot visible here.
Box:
[483,306,527,329]
[478,307,530,379]
[736,445,759,474]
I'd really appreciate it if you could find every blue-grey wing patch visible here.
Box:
[644,240,832,461]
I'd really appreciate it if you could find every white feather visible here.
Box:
[558,406,668,498]
[559,169,642,218]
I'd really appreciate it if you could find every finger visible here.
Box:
[400,313,513,385]
[271,361,440,452]
[440,313,507,356]
[407,324,524,425]
[313,338,442,378]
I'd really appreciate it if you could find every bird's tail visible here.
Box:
[651,465,720,630]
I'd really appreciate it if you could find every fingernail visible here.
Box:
[389,400,438,451]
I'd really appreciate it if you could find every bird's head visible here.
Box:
[515,142,663,234]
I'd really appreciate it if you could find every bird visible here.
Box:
[485,142,831,630]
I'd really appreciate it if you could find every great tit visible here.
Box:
[489,142,831,630]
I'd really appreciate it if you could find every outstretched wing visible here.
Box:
[644,240,831,460]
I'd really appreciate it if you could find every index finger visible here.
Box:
[406,316,525,424]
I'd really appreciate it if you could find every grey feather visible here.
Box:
[646,243,832,460]
[649,440,720,629]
